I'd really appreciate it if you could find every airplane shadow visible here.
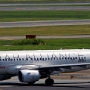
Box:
[0,81,90,88]
[53,82,90,88]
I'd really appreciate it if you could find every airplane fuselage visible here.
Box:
[0,49,90,86]
[0,49,90,75]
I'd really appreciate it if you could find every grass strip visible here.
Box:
[0,25,90,36]
[0,38,90,50]
[0,11,90,22]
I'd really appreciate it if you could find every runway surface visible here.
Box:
[0,20,90,28]
[0,78,90,90]
[1,35,90,40]
[0,3,90,6]
[0,68,90,90]
[0,3,90,11]
[0,69,90,90]
[0,6,90,11]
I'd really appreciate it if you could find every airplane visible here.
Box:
[0,49,90,86]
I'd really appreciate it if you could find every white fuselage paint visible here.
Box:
[0,49,90,74]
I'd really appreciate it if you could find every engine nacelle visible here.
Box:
[18,70,40,83]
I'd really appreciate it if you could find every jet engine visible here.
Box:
[18,70,40,83]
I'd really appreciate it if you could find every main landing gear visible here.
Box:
[45,74,54,86]
[28,82,35,85]
[45,78,54,86]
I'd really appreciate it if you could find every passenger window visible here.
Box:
[19,58,21,61]
[22,58,24,60]
[11,59,13,61]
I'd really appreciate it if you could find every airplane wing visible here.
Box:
[6,62,90,75]
[40,63,90,69]
[39,63,90,73]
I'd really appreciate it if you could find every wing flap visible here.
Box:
[39,63,90,69]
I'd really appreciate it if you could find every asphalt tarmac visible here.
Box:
[0,3,90,6]
[0,3,90,11]
[0,6,90,11]
[0,20,90,28]
[0,69,90,90]
[1,35,90,40]
[0,78,90,90]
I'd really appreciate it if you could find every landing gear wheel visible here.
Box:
[45,79,54,86]
[28,82,35,85]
